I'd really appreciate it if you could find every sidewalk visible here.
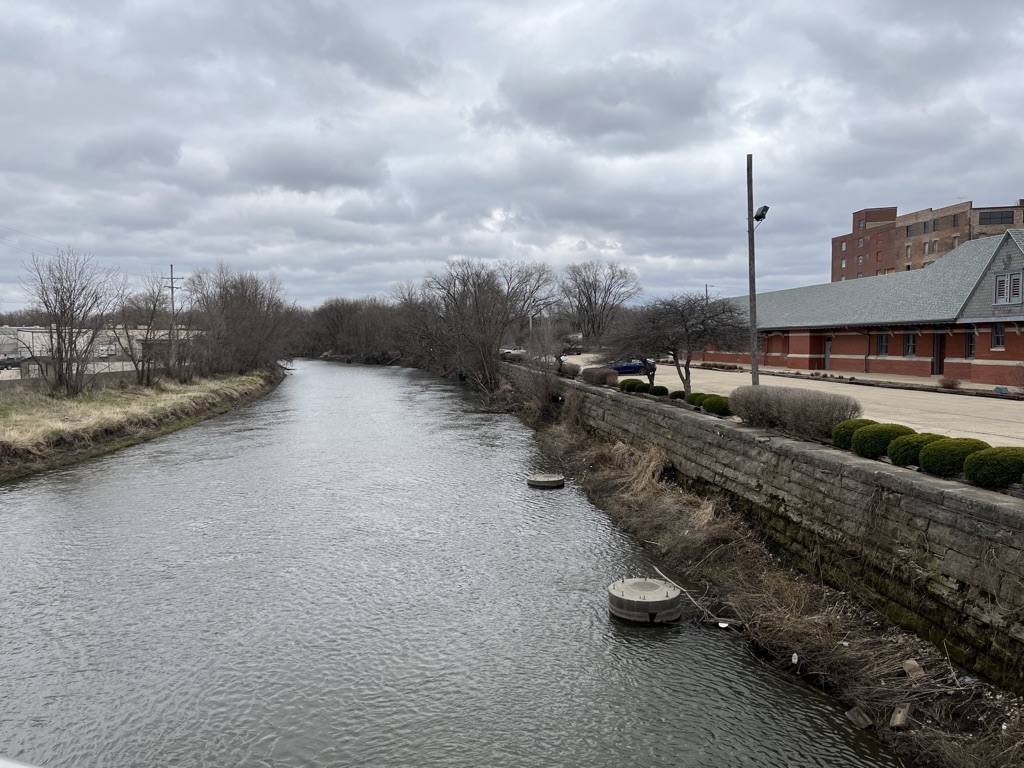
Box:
[566,356,1024,448]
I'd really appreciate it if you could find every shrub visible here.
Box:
[649,385,669,396]
[963,447,1024,489]
[919,438,992,478]
[633,382,652,394]
[729,386,863,440]
[560,361,581,378]
[621,379,643,392]
[937,375,961,390]
[850,423,916,460]
[887,433,946,467]
[619,378,643,391]
[581,367,619,386]
[669,390,686,400]
[702,395,731,416]
[832,418,878,450]
[685,392,706,406]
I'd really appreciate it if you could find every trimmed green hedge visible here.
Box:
[850,423,916,460]
[633,382,652,394]
[832,418,878,450]
[963,447,1024,489]
[702,395,731,417]
[685,392,707,406]
[919,438,992,478]
[887,433,946,467]
[669,390,686,400]
[648,385,669,396]
[619,378,643,391]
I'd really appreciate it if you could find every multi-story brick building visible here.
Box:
[831,199,1024,281]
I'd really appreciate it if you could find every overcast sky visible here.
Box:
[2,0,1023,311]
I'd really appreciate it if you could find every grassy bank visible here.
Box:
[0,370,284,483]
[520,387,1023,768]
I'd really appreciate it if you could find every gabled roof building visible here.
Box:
[708,231,1024,386]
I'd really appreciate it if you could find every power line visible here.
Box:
[0,223,67,249]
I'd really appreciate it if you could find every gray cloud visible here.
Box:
[2,0,1024,311]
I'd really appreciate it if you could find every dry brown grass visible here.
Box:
[0,372,276,475]
[533,413,1024,768]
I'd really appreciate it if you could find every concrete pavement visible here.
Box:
[566,356,1024,448]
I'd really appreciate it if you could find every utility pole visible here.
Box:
[747,154,759,385]
[164,264,182,373]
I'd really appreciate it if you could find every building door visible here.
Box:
[932,334,945,375]
[824,336,832,370]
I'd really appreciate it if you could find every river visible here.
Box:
[0,360,901,767]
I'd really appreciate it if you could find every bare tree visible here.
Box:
[21,249,126,397]
[606,292,747,393]
[305,296,401,363]
[396,259,556,391]
[559,260,642,347]
[112,274,171,386]
[181,264,300,377]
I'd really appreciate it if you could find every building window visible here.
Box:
[841,242,847,251]
[965,333,975,359]
[904,334,916,355]
[858,218,865,229]
[994,272,1023,305]
[857,236,864,247]
[857,254,863,264]
[992,324,1006,348]
[905,245,911,259]
[923,221,930,234]
[952,236,959,248]
[876,251,882,261]
[877,335,889,355]
[933,218,940,230]
[924,242,930,255]
[857,272,863,278]
[840,258,846,268]
[840,276,846,281]
[906,225,912,237]
[905,264,912,270]
[876,269,882,275]
[932,239,939,254]
[980,210,1014,225]
[953,213,959,226]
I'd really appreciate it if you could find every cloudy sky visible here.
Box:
[2,0,1023,311]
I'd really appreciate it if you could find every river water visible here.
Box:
[0,360,901,767]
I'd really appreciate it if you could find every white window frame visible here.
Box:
[992,324,1006,349]
[994,271,1023,305]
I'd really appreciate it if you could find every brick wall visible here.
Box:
[510,365,1024,693]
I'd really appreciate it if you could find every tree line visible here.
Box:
[2,249,746,398]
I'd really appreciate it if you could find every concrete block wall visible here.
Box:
[513,366,1024,692]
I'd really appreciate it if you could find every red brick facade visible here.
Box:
[704,324,1024,386]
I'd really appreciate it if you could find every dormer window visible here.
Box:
[994,272,1023,305]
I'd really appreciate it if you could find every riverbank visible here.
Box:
[510,383,1022,768]
[0,369,285,484]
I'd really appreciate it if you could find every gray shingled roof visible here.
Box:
[733,234,1006,330]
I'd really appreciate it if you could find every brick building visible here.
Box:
[706,231,1024,386]
[831,199,1024,281]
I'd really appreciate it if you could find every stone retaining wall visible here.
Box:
[511,366,1024,692]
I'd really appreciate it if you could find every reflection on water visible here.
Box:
[0,361,900,767]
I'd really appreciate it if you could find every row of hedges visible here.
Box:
[830,418,1024,489]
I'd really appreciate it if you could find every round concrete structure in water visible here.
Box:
[607,578,683,623]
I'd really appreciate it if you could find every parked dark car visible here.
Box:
[0,357,22,370]
[610,359,656,375]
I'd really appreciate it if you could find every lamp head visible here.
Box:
[754,205,769,222]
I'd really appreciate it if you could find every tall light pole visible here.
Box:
[746,154,768,385]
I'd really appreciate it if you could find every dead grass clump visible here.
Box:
[730,385,863,440]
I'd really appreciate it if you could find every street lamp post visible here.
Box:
[746,154,768,386]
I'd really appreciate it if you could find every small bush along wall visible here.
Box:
[850,424,916,460]
[963,447,1024,489]
[832,419,878,450]
[633,382,652,394]
[730,386,863,441]
[649,385,669,396]
[918,438,992,478]
[561,361,581,378]
[669,390,686,400]
[701,395,731,417]
[887,433,946,467]
[581,367,619,387]
[685,392,707,406]
[619,378,643,391]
